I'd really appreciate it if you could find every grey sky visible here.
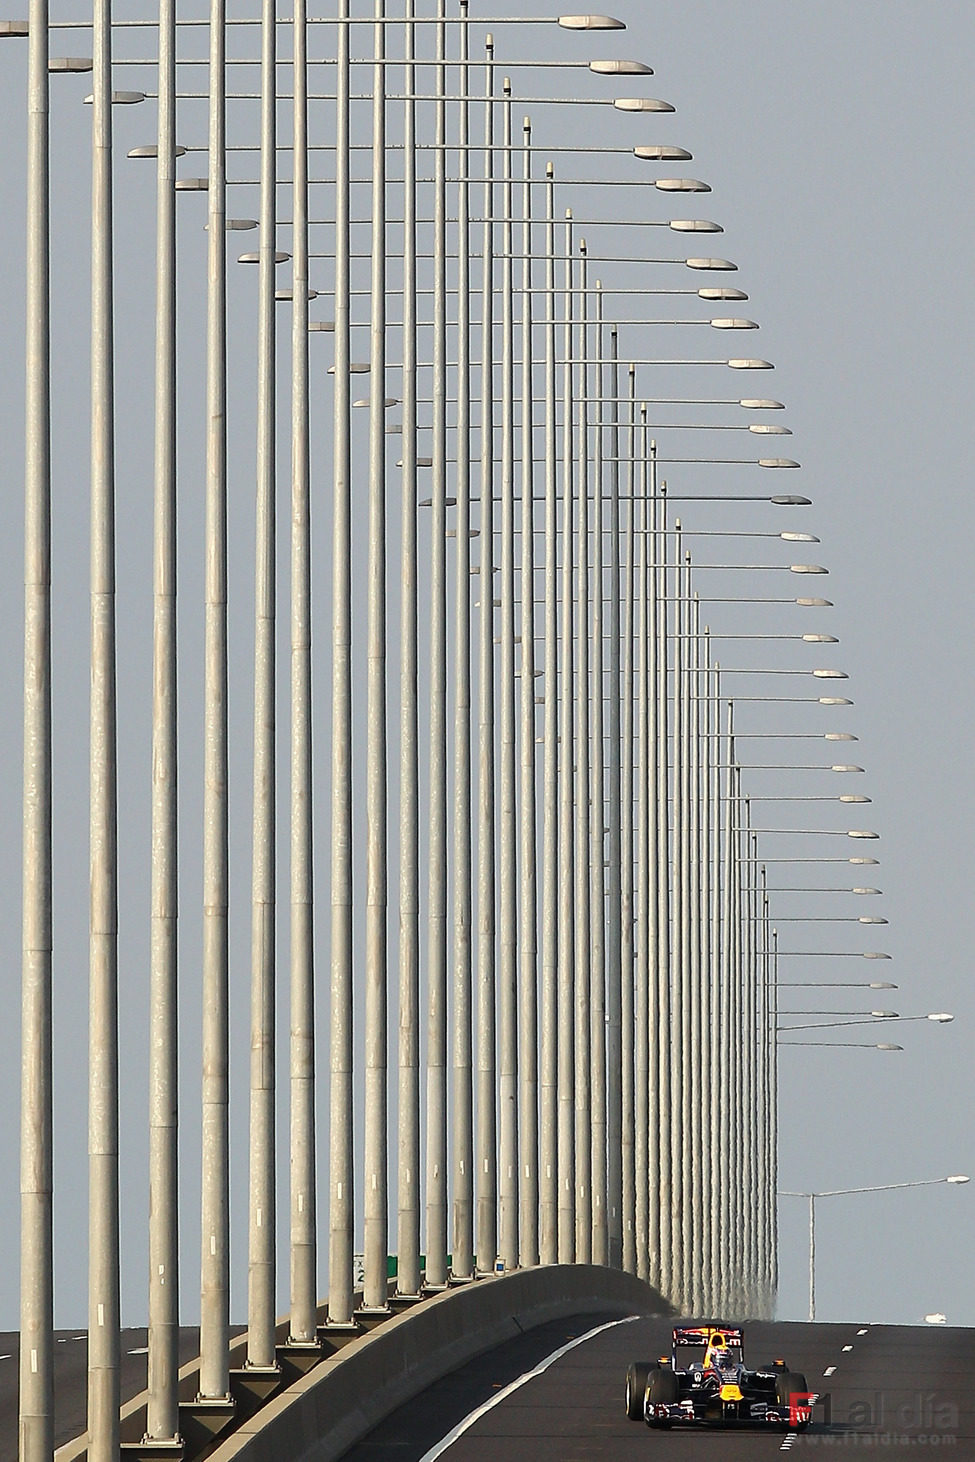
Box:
[0,0,971,1334]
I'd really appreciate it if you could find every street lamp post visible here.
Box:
[425,0,450,1294]
[290,0,320,1348]
[88,0,121,1454]
[652,441,674,1301]
[20,1,53,1456]
[589,281,608,1267]
[246,0,280,1374]
[781,1177,971,1321]
[497,76,519,1275]
[396,0,422,1304]
[538,157,559,1269]
[328,0,355,1331]
[147,0,181,1434]
[688,599,706,1303]
[362,0,389,1319]
[199,0,231,1399]
[669,525,687,1305]
[518,114,539,1271]
[619,374,636,1276]
[557,205,576,1264]
[781,1042,902,1049]
[475,35,498,1277]
[451,0,475,1286]
[780,1013,953,1033]
[605,323,624,1272]
[633,414,649,1282]
[573,236,592,1265]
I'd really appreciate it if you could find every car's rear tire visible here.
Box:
[625,1362,651,1420]
[645,1366,680,1428]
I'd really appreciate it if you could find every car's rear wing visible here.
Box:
[672,1325,743,1348]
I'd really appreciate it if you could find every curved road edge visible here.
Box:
[208,1265,671,1462]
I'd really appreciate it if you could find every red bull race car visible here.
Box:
[624,1324,812,1430]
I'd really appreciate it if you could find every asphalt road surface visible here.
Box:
[2,1314,970,1460]
[341,1313,975,1459]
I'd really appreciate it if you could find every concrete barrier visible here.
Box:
[208,1265,672,1462]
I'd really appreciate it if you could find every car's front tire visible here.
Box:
[625,1362,651,1420]
[645,1365,680,1429]
[774,1370,810,1430]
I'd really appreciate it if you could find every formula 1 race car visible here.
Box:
[624,1325,812,1430]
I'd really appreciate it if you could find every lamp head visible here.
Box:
[685,257,737,271]
[672,221,723,237]
[655,176,711,190]
[589,58,653,73]
[558,13,626,28]
[614,97,673,111]
[84,90,146,105]
[129,145,188,159]
[634,144,692,161]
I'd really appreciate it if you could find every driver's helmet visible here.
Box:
[708,1338,732,1370]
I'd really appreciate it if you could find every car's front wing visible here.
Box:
[645,1397,807,1427]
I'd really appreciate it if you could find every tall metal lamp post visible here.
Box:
[781,1175,971,1321]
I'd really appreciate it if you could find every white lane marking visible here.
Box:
[780,1434,798,1451]
[857,1328,868,1335]
[416,1314,641,1462]
[0,1355,11,1361]
[823,1365,836,1376]
[127,1346,149,1355]
[842,1344,853,1352]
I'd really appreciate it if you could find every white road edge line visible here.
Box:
[416,1313,642,1462]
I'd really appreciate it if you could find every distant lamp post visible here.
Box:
[781,1176,971,1320]
[779,1011,953,1033]
[779,981,897,990]
[779,1041,902,1049]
